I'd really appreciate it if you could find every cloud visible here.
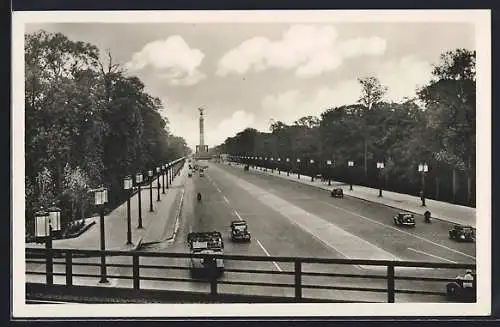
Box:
[377,56,433,102]
[125,36,206,86]
[217,25,387,77]
[261,56,433,123]
[205,110,256,146]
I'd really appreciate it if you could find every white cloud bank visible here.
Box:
[217,25,387,77]
[125,35,206,86]
[261,56,433,124]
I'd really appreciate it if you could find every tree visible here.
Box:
[357,76,388,177]
[418,48,476,203]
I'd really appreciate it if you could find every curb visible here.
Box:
[136,170,187,250]
[241,165,469,226]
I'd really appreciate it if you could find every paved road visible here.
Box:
[26,161,475,302]
[135,162,475,302]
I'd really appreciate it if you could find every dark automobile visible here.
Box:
[449,225,475,242]
[230,220,251,242]
[446,272,476,302]
[393,212,416,227]
[330,187,344,198]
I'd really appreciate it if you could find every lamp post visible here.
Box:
[277,158,281,174]
[297,158,301,179]
[286,158,290,176]
[136,172,143,228]
[47,204,61,238]
[148,170,154,212]
[418,163,429,206]
[156,167,161,201]
[326,160,332,186]
[35,206,61,285]
[94,186,109,283]
[376,162,384,197]
[166,164,170,189]
[270,157,274,173]
[162,165,166,194]
[310,159,315,182]
[123,176,133,245]
[348,161,355,191]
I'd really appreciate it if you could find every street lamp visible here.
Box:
[156,167,161,201]
[162,164,166,194]
[94,186,109,283]
[286,158,290,176]
[376,162,385,197]
[123,175,133,245]
[270,157,274,173]
[47,204,61,238]
[326,160,332,186]
[348,160,355,191]
[310,159,315,182]
[277,158,281,174]
[135,172,143,229]
[297,158,301,179]
[418,163,429,206]
[35,206,61,285]
[148,170,154,212]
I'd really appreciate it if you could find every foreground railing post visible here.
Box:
[133,254,140,290]
[210,266,218,296]
[387,263,395,303]
[65,251,73,286]
[45,231,53,285]
[295,260,302,302]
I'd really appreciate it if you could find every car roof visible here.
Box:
[231,220,247,225]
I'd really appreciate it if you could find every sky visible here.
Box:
[25,21,475,151]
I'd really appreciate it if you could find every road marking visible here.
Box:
[223,196,229,203]
[407,248,457,263]
[234,210,243,221]
[318,200,476,260]
[255,239,282,272]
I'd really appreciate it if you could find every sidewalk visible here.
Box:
[232,163,476,228]
[26,162,188,252]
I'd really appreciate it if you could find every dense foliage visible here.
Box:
[212,49,476,207]
[25,31,191,232]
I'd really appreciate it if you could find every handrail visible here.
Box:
[25,247,476,303]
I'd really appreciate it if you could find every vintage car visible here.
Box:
[446,272,476,302]
[230,220,251,242]
[449,225,475,242]
[199,169,205,177]
[187,231,224,278]
[393,212,416,227]
[330,187,344,198]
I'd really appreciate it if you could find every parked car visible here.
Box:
[330,187,344,198]
[230,220,251,242]
[393,212,416,227]
[449,225,475,242]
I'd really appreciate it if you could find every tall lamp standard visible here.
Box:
[326,160,332,186]
[310,159,315,182]
[348,160,355,191]
[297,158,301,179]
[162,165,166,194]
[286,158,290,176]
[418,163,429,206]
[123,175,133,245]
[277,158,281,174]
[35,206,61,285]
[270,157,274,173]
[156,167,161,201]
[376,162,385,197]
[135,172,143,228]
[264,157,268,172]
[94,186,109,283]
[148,170,154,212]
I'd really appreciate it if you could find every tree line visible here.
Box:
[25,30,191,233]
[212,49,476,207]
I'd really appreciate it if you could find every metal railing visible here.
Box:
[25,248,476,303]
